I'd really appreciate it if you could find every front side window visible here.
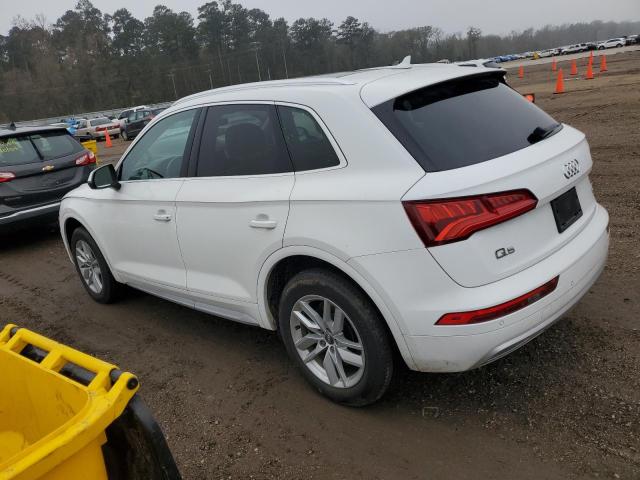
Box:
[277,106,340,171]
[120,109,197,181]
[196,104,292,177]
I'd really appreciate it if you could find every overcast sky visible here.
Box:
[2,0,639,35]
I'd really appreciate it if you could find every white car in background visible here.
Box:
[74,117,120,141]
[598,38,625,49]
[60,63,609,405]
[115,106,149,130]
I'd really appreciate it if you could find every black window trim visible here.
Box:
[187,100,347,179]
[116,106,202,182]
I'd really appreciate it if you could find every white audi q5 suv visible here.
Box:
[60,62,609,405]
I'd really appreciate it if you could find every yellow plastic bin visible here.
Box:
[80,140,99,164]
[0,325,180,480]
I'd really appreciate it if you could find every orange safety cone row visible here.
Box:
[585,61,594,80]
[570,59,578,75]
[518,65,524,79]
[551,57,557,72]
[588,50,594,66]
[554,68,565,94]
[104,129,113,148]
[600,54,608,72]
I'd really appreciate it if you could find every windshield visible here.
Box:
[90,118,110,126]
[0,131,82,166]
[371,73,561,172]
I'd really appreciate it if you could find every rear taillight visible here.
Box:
[403,190,537,247]
[437,276,559,325]
[75,151,96,166]
[0,172,16,183]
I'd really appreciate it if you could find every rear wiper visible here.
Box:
[527,123,562,144]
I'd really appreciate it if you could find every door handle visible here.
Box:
[249,218,277,229]
[153,213,172,222]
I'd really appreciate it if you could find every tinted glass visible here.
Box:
[197,104,292,177]
[30,132,83,160]
[120,109,197,181]
[277,106,340,172]
[0,136,39,166]
[372,73,561,172]
[90,118,110,126]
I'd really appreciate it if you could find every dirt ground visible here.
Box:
[1,51,639,480]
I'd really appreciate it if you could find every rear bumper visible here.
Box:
[348,203,609,372]
[0,202,61,227]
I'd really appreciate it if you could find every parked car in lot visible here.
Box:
[624,35,638,45]
[598,38,625,49]
[115,106,149,130]
[75,117,120,141]
[561,44,586,54]
[1,125,95,230]
[60,64,609,405]
[456,58,502,69]
[537,49,557,58]
[121,108,166,141]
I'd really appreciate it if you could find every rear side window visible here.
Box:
[0,137,39,166]
[31,132,82,160]
[277,106,340,171]
[196,104,292,177]
[372,73,561,172]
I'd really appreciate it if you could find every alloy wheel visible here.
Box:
[75,240,103,294]
[290,295,365,388]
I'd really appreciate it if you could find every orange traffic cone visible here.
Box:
[586,61,594,80]
[588,50,594,66]
[104,129,113,148]
[551,57,557,72]
[600,55,608,72]
[570,59,578,75]
[554,68,565,94]
[518,65,524,79]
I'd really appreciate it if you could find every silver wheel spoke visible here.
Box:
[300,300,328,332]
[295,332,322,350]
[334,334,363,351]
[293,310,322,333]
[337,346,363,368]
[303,343,326,364]
[331,309,344,334]
[323,350,339,386]
[331,349,349,387]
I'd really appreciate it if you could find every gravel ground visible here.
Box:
[1,50,639,479]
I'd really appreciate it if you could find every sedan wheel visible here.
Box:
[290,295,365,388]
[75,240,103,294]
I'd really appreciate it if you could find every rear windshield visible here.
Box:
[371,73,561,172]
[0,131,82,166]
[90,118,110,126]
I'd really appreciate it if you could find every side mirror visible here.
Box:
[88,164,121,190]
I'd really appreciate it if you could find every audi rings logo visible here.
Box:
[563,159,580,179]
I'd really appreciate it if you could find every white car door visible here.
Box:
[92,108,200,292]
[175,104,295,316]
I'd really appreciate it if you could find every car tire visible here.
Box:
[598,46,605,50]
[278,268,394,406]
[70,227,122,304]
